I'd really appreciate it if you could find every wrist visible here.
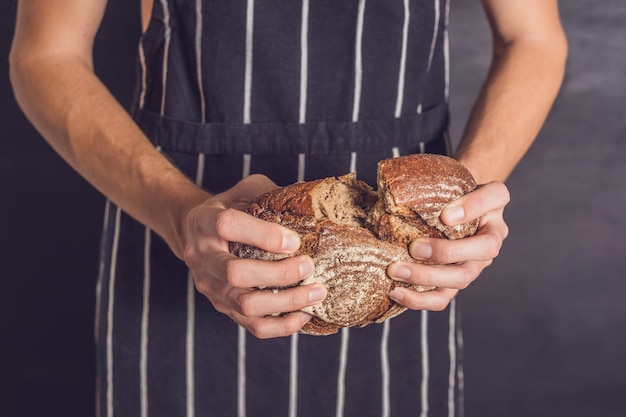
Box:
[164,185,212,260]
[455,141,512,184]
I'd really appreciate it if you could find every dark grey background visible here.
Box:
[1,1,625,416]
[450,2,626,416]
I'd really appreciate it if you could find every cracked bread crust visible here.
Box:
[376,153,479,240]
[229,154,479,336]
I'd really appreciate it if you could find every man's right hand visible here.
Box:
[183,174,327,339]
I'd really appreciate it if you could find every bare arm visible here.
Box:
[10,0,322,338]
[455,0,568,183]
[9,0,206,257]
[388,0,567,309]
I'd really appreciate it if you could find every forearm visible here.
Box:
[10,54,209,258]
[456,29,568,184]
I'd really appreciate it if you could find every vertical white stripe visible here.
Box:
[159,0,172,116]
[419,142,426,154]
[299,0,310,124]
[335,327,350,417]
[138,147,165,417]
[289,333,299,417]
[186,270,196,417]
[349,152,357,174]
[238,153,250,417]
[288,152,305,417]
[106,206,122,417]
[391,147,400,158]
[195,153,206,186]
[238,325,247,417]
[195,0,206,123]
[94,199,111,417]
[352,0,366,122]
[447,300,457,417]
[426,0,441,76]
[457,313,465,417]
[243,0,255,124]
[380,321,391,417]
[138,42,148,110]
[185,153,205,417]
[443,18,453,160]
[418,0,440,114]
[242,154,252,179]
[444,0,451,101]
[394,0,410,118]
[94,200,111,343]
[420,311,430,417]
[140,227,151,417]
[297,154,306,182]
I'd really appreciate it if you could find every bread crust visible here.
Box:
[377,154,479,240]
[229,154,479,336]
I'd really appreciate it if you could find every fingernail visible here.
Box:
[443,205,465,224]
[299,258,314,278]
[282,233,300,252]
[411,241,432,260]
[389,263,412,281]
[301,312,313,324]
[308,285,326,303]
[389,288,405,302]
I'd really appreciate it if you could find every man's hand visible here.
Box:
[387,181,510,310]
[184,174,327,339]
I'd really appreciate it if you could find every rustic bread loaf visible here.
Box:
[229,154,479,336]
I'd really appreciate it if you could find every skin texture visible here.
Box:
[387,0,568,309]
[10,0,567,338]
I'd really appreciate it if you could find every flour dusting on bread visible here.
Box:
[229,154,479,335]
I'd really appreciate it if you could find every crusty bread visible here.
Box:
[370,153,480,243]
[229,154,479,336]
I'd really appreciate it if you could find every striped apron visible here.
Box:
[95,1,463,416]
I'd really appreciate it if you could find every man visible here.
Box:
[10,1,566,416]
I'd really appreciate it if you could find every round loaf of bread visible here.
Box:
[229,154,479,336]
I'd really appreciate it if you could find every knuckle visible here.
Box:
[211,300,229,315]
[457,268,475,289]
[221,258,242,287]
[185,206,200,232]
[501,223,510,240]
[234,292,254,316]
[491,181,511,205]
[284,318,304,335]
[499,182,512,204]
[215,208,238,238]
[183,246,198,268]
[484,235,502,259]
[193,275,209,295]
[245,323,261,338]
[247,322,269,340]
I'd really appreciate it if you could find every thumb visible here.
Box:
[227,174,280,205]
[441,181,510,226]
